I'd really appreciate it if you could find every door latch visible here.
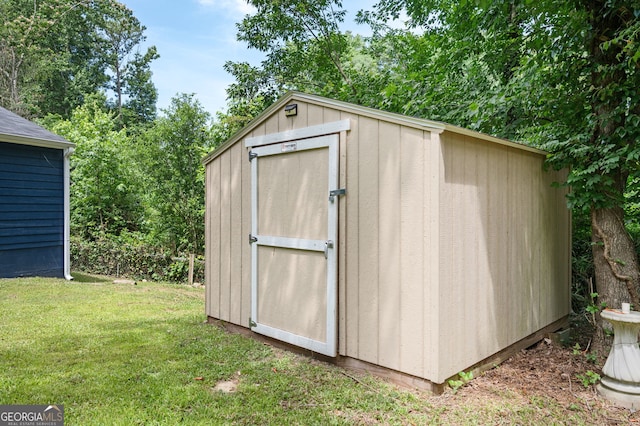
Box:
[324,240,334,259]
[329,188,346,202]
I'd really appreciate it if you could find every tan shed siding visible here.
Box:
[205,132,252,328]
[206,95,569,386]
[293,101,309,127]
[399,125,427,377]
[263,112,278,135]
[378,121,402,369]
[519,150,537,339]
[229,142,243,325]
[343,116,438,378]
[484,142,509,350]
[218,149,232,321]
[324,107,342,123]
[277,101,291,130]
[205,156,220,318]
[355,116,380,363]
[423,130,442,380]
[307,103,323,126]
[437,131,569,382]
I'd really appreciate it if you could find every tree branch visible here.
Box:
[290,7,355,93]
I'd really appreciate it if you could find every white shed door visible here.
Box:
[249,134,339,357]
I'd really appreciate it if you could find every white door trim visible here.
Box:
[249,133,339,357]
[245,120,350,148]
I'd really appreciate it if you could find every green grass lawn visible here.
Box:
[0,274,629,425]
[0,274,428,425]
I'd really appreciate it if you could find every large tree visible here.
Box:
[0,0,157,122]
[213,1,386,144]
[0,0,107,117]
[46,93,145,240]
[363,0,640,352]
[221,0,640,352]
[95,0,158,126]
[141,94,213,254]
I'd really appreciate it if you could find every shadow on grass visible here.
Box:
[70,272,112,284]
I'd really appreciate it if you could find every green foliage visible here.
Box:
[0,0,156,121]
[71,237,204,283]
[47,94,145,240]
[447,371,473,393]
[122,45,159,125]
[95,0,159,126]
[0,0,104,116]
[140,93,213,254]
[576,370,601,388]
[572,343,598,364]
[221,1,384,127]
[572,343,582,356]
[586,293,607,315]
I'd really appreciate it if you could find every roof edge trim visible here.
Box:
[203,91,548,164]
[0,133,74,149]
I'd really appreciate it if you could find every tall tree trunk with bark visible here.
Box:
[587,0,640,355]
[591,205,640,353]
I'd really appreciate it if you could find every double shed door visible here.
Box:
[249,133,339,357]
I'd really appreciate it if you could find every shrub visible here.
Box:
[70,237,204,284]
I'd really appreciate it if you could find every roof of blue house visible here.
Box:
[0,106,74,148]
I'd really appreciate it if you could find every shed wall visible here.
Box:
[435,131,570,382]
[341,116,441,380]
[0,142,64,278]
[205,140,251,325]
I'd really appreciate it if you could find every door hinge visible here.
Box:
[329,188,346,202]
[249,234,258,244]
[249,318,257,328]
[248,151,258,161]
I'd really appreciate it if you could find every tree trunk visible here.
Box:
[590,206,640,355]
[586,0,640,355]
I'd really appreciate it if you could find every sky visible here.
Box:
[119,0,378,116]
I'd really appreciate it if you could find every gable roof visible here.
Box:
[203,91,545,165]
[0,106,74,149]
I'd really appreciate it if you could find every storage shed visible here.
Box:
[204,92,570,389]
[0,106,74,279]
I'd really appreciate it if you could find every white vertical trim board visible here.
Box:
[63,147,74,280]
[325,133,339,357]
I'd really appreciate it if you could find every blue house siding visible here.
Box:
[0,142,64,278]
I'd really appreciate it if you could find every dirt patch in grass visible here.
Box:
[212,379,239,393]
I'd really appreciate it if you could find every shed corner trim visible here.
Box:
[245,119,351,148]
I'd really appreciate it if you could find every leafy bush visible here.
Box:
[71,237,204,284]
